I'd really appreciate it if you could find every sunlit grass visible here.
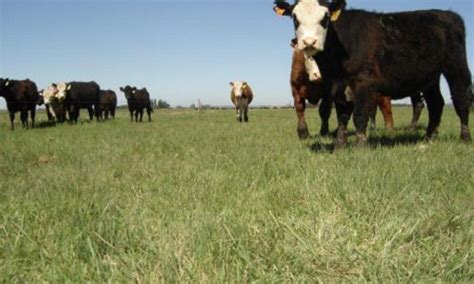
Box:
[0,107,473,282]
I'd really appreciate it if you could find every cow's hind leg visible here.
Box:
[410,93,425,129]
[424,83,444,141]
[319,96,332,136]
[139,109,144,122]
[87,107,94,121]
[147,106,152,122]
[369,96,377,130]
[20,110,28,128]
[378,96,394,131]
[30,108,36,128]
[445,74,472,142]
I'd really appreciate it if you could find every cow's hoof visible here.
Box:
[356,133,368,147]
[320,128,330,137]
[461,133,472,143]
[334,137,347,151]
[297,127,310,140]
[244,118,249,123]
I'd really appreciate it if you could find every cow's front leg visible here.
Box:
[352,84,372,147]
[9,112,15,130]
[334,98,353,150]
[294,94,309,139]
[237,108,242,122]
[319,96,332,136]
[244,106,249,122]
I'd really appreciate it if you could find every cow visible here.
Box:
[119,85,153,122]
[274,0,472,148]
[291,42,425,138]
[38,84,66,123]
[56,81,101,123]
[0,78,39,130]
[99,90,117,120]
[230,81,254,122]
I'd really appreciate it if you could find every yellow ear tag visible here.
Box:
[331,9,341,22]
[275,7,286,16]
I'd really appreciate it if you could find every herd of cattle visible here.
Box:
[0,79,154,130]
[1,0,473,149]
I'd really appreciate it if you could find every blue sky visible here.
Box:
[1,0,473,108]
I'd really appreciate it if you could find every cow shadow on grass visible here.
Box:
[308,128,426,153]
[34,121,57,129]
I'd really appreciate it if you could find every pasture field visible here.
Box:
[0,107,473,282]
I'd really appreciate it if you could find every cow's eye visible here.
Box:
[320,13,330,28]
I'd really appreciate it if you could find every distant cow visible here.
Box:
[38,84,66,123]
[0,78,39,130]
[119,85,153,122]
[230,81,254,122]
[274,0,472,147]
[57,81,101,123]
[99,90,117,120]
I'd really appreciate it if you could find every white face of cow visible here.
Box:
[230,81,248,99]
[56,82,69,101]
[292,0,330,55]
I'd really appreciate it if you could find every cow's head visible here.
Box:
[56,82,71,101]
[0,78,11,92]
[37,91,45,106]
[120,86,137,100]
[230,81,249,99]
[274,0,346,55]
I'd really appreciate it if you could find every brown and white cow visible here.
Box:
[39,84,66,123]
[230,81,254,122]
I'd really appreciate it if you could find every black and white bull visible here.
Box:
[274,0,472,148]
[57,81,101,123]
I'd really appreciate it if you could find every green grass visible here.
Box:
[0,107,473,282]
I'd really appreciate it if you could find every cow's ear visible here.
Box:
[273,1,293,17]
[329,0,346,22]
[242,82,248,88]
[119,87,124,92]
[66,84,72,91]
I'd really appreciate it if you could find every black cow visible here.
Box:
[119,86,153,122]
[57,81,101,123]
[99,90,117,120]
[0,78,39,130]
[274,0,472,148]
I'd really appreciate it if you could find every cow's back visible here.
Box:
[68,82,100,107]
[332,9,467,97]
